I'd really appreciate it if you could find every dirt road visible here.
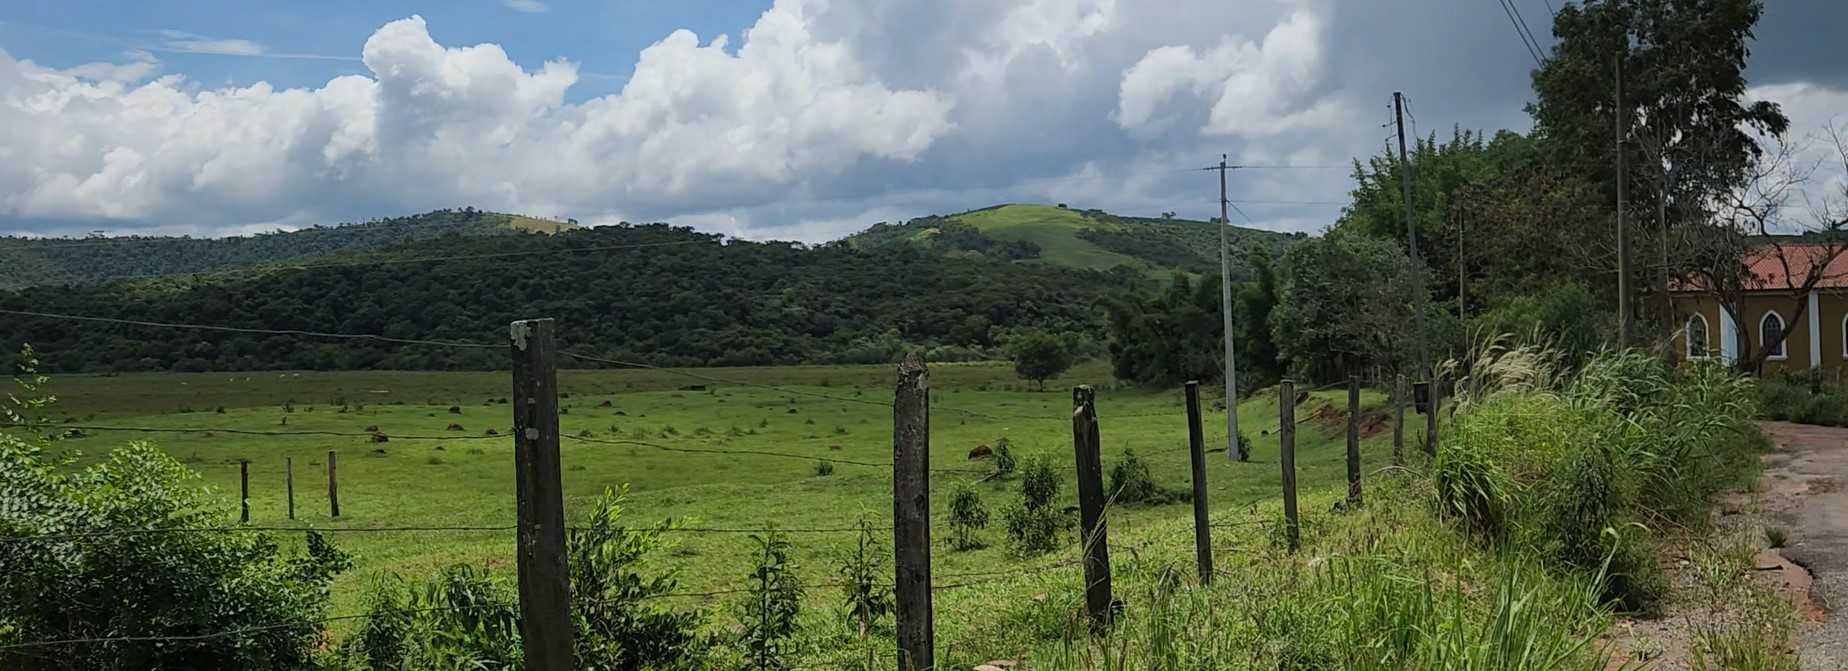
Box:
[1761,421,1848,669]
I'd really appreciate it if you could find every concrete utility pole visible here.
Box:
[1394,92,1430,383]
[1213,156,1242,460]
[1615,51,1631,345]
[1458,204,1466,318]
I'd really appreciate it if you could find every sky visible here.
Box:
[0,0,1842,241]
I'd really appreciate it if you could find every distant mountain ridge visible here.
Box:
[844,203,1304,280]
[0,209,576,290]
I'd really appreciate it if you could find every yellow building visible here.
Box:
[1671,243,1848,374]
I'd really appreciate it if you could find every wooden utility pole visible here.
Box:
[1395,92,1431,387]
[509,318,572,671]
[1278,380,1300,552]
[1071,385,1113,629]
[1392,375,1406,466]
[239,460,250,524]
[1346,377,1362,506]
[1212,156,1243,461]
[1425,376,1441,457]
[1616,51,1631,345]
[892,354,934,671]
[1184,381,1213,584]
[286,457,295,520]
[327,451,339,518]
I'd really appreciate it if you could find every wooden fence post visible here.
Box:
[892,354,933,671]
[1184,381,1212,584]
[286,457,295,520]
[240,460,250,524]
[1425,375,1441,458]
[1347,377,1362,506]
[327,451,339,518]
[1278,380,1300,552]
[1071,385,1113,629]
[1393,375,1406,467]
[510,318,572,671]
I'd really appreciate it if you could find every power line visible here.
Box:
[0,309,499,349]
[1496,0,1545,67]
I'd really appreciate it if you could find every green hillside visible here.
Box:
[846,203,1304,280]
[0,209,577,290]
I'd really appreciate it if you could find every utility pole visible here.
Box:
[1394,92,1430,383]
[1214,155,1242,460]
[1615,50,1631,345]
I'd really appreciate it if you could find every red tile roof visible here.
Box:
[1673,242,1848,292]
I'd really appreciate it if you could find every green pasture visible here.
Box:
[19,361,1421,648]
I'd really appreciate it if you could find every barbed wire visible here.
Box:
[0,309,498,349]
[0,422,502,441]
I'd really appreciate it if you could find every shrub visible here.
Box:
[738,532,803,670]
[0,436,350,670]
[990,438,1018,477]
[1108,448,1181,505]
[1236,431,1253,461]
[814,460,835,477]
[1005,457,1065,555]
[947,483,990,550]
[834,520,892,638]
[332,487,704,669]
[1765,526,1790,548]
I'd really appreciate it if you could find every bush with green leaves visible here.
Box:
[1439,349,1762,614]
[947,483,991,550]
[1108,448,1182,505]
[990,437,1017,477]
[834,520,892,638]
[0,435,351,670]
[1004,457,1066,555]
[738,532,804,670]
[329,487,704,670]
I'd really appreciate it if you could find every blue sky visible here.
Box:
[0,1,1841,241]
[0,1,769,99]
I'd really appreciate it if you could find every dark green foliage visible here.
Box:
[1469,281,1610,370]
[1758,372,1848,426]
[330,488,703,670]
[947,483,990,551]
[813,460,835,477]
[849,216,1041,260]
[1271,230,1430,379]
[738,532,803,670]
[1005,330,1077,390]
[1,225,1114,372]
[0,208,564,290]
[834,520,892,638]
[1073,228,1214,273]
[990,438,1017,478]
[1004,457,1065,556]
[1107,448,1182,505]
[1101,273,1226,386]
[1236,431,1253,462]
[1440,352,1760,614]
[0,437,350,670]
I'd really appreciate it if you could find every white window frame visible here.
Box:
[1761,310,1788,360]
[1686,314,1711,359]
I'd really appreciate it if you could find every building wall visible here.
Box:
[1672,292,1843,373]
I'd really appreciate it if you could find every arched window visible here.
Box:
[1761,311,1787,360]
[1686,314,1710,359]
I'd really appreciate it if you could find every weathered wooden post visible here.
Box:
[327,451,339,518]
[1425,375,1441,458]
[510,318,572,671]
[1071,385,1114,629]
[892,353,933,671]
[1347,377,1362,506]
[1393,374,1406,466]
[286,457,295,520]
[1279,380,1300,552]
[1184,381,1213,584]
[239,460,250,524]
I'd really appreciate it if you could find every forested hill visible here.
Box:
[0,224,1140,373]
[845,203,1304,279]
[0,209,576,290]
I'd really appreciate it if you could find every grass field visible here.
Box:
[17,360,1425,664]
[951,204,1150,271]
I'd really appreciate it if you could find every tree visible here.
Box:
[1006,330,1076,390]
[0,437,350,670]
[1271,230,1430,380]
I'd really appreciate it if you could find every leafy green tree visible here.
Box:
[0,436,350,670]
[1006,330,1077,390]
[833,519,892,638]
[1004,457,1065,556]
[738,532,803,670]
[1271,231,1428,380]
[947,483,991,551]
